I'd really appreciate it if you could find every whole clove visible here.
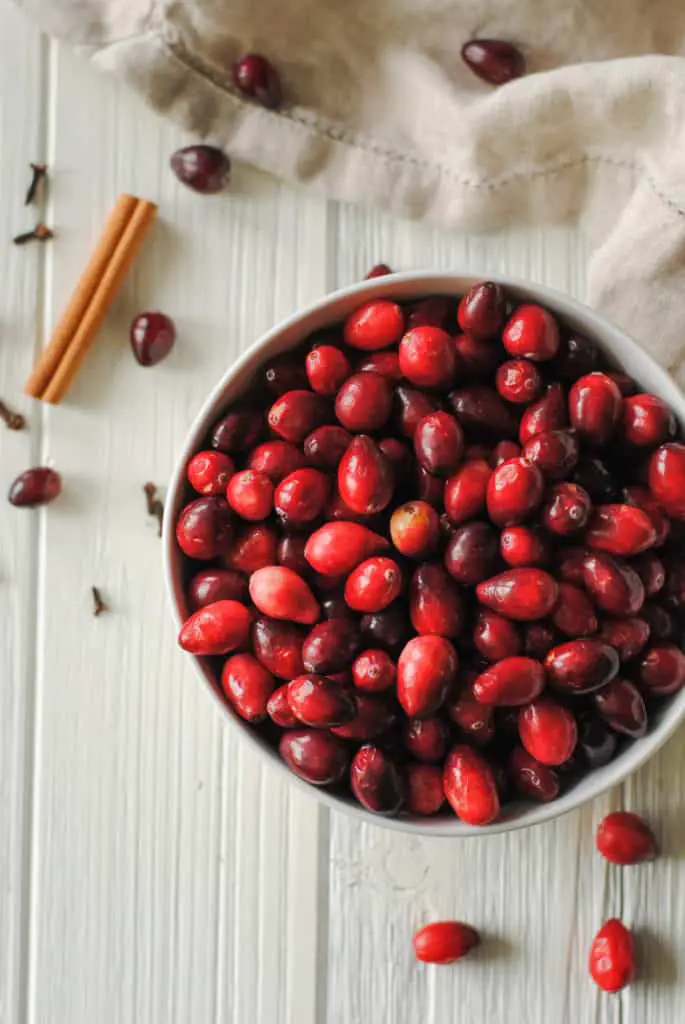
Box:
[143,482,164,536]
[0,398,26,431]
[13,223,54,246]
[25,163,48,206]
[91,586,107,617]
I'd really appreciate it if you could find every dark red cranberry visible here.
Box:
[414,412,465,476]
[444,521,499,584]
[9,467,62,507]
[211,406,262,453]
[456,281,506,339]
[594,679,647,738]
[553,334,602,381]
[188,568,247,610]
[263,355,308,396]
[175,496,233,559]
[365,263,392,279]
[170,145,231,193]
[130,312,176,366]
[461,40,526,86]
[233,53,283,109]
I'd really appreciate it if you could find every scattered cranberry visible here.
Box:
[130,312,176,366]
[589,919,636,992]
[233,53,283,109]
[9,467,62,507]
[595,811,657,865]
[461,39,526,85]
[413,921,480,964]
[170,145,230,193]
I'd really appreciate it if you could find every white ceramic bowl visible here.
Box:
[164,271,685,836]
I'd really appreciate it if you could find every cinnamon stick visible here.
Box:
[25,194,157,403]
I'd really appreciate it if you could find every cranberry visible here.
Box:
[361,604,411,654]
[266,685,298,728]
[393,385,442,439]
[545,639,619,695]
[632,553,665,596]
[226,469,273,521]
[389,501,439,558]
[523,622,559,660]
[596,811,657,865]
[130,312,175,366]
[170,145,230,193]
[622,393,676,446]
[508,746,560,803]
[449,385,518,438]
[263,355,308,396]
[211,406,262,453]
[413,920,480,963]
[443,745,500,825]
[486,457,544,527]
[638,643,685,697]
[585,503,657,556]
[276,534,309,575]
[279,729,349,786]
[457,280,506,339]
[344,300,404,351]
[597,616,650,661]
[345,557,403,613]
[641,601,674,640]
[273,468,329,525]
[541,481,591,536]
[461,38,525,84]
[252,617,305,679]
[569,372,622,446]
[303,426,353,470]
[444,521,499,584]
[477,568,559,621]
[397,635,458,717]
[268,390,331,443]
[589,919,636,993]
[448,690,495,746]
[453,334,502,379]
[356,349,402,381]
[224,523,277,573]
[551,583,598,637]
[365,263,392,279]
[496,359,543,404]
[302,619,361,674]
[405,764,445,815]
[247,440,306,481]
[409,563,465,638]
[594,678,647,738]
[178,600,252,656]
[335,371,393,431]
[233,53,283,109]
[473,608,522,661]
[176,496,233,560]
[249,566,320,625]
[522,429,579,480]
[188,568,247,609]
[331,694,396,741]
[221,653,275,722]
[403,716,449,762]
[287,674,356,728]
[553,334,603,381]
[407,296,450,330]
[305,521,388,576]
[582,552,645,615]
[490,441,521,467]
[474,656,545,706]
[518,699,577,766]
[518,384,567,444]
[574,457,617,503]
[8,467,61,507]
[338,435,394,514]
[444,459,491,524]
[648,442,685,519]
[413,412,464,476]
[500,525,550,567]
[352,649,396,693]
[306,344,351,395]
[503,305,560,361]
[350,745,404,815]
[399,326,457,388]
[577,714,617,768]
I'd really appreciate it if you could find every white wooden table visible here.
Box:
[1,4,683,1022]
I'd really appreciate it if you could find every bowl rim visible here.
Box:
[163,269,685,837]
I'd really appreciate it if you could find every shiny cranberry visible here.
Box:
[397,635,458,717]
[331,694,396,741]
[577,714,617,768]
[226,469,274,521]
[350,746,404,815]
[287,674,356,728]
[589,919,636,993]
[473,608,522,661]
[266,685,298,728]
[500,525,550,567]
[176,496,233,559]
[247,440,306,482]
[477,567,559,621]
[518,384,567,443]
[495,359,542,404]
[632,553,665,596]
[508,746,559,802]
[221,653,275,722]
[597,616,650,661]
[305,520,388,576]
[249,566,320,625]
[447,690,495,747]
[582,552,645,616]
[305,344,350,395]
[648,442,685,519]
[545,639,619,695]
[518,699,577,766]
[444,459,491,524]
[8,467,62,507]
[345,557,403,613]
[490,441,521,467]
[541,482,591,536]
[357,349,402,381]
[399,326,457,388]
[130,312,176,366]
[639,644,685,697]
[274,468,329,525]
[279,730,349,786]
[338,435,394,514]
[344,300,404,351]
[263,355,308,396]
[569,372,622,446]
[522,429,579,480]
[389,501,439,558]
[403,716,449,762]
[457,280,506,338]
[622,393,676,446]
[443,745,500,825]
[188,568,247,610]
[486,457,544,526]
[335,372,393,431]
[170,145,231,193]
[302,426,351,470]
[410,563,465,638]
[414,412,465,476]
[393,385,441,439]
[461,39,526,85]
[449,386,518,439]
[224,523,277,573]
[596,811,657,865]
[275,534,308,576]
[211,406,262,453]
[503,305,560,361]
[407,296,450,330]
[302,619,362,675]
[594,679,647,738]
[474,656,545,706]
[268,390,331,443]
[233,53,283,109]
[444,521,499,584]
[252,617,305,679]
[553,334,602,381]
[352,649,396,693]
[551,583,598,637]
[405,764,445,815]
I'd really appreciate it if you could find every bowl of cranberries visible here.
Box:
[164,272,685,834]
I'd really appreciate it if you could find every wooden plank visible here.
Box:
[0,4,47,1022]
[26,42,328,1024]
[326,201,618,1024]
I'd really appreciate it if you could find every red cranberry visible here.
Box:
[545,639,619,695]
[473,609,522,661]
[448,690,495,747]
[221,653,275,722]
[188,568,247,609]
[403,716,449,762]
[444,521,499,584]
[503,305,560,361]
[176,496,233,559]
[274,468,329,525]
[335,371,392,431]
[596,811,657,865]
[589,919,636,993]
[622,394,676,446]
[344,300,404,351]
[496,359,543,404]
[305,520,388,576]
[638,644,685,697]
[338,435,394,514]
[541,482,591,536]
[226,469,274,521]
[597,616,650,661]
[486,457,544,526]
[500,525,550,567]
[130,312,176,366]
[252,617,305,679]
[648,442,685,519]
[518,384,567,443]
[279,730,349,786]
[8,467,62,507]
[356,350,402,381]
[178,600,252,656]
[345,557,403,613]
[224,523,277,573]
[350,745,404,815]
[413,920,480,963]
[443,746,500,825]
[331,694,396,741]
[170,145,230,193]
[352,649,396,692]
[397,635,458,717]
[457,281,506,339]
[490,440,521,467]
[306,344,351,395]
[266,685,298,728]
[303,426,353,470]
[518,699,577,766]
[247,440,306,481]
[268,390,331,443]
[287,674,356,728]
[551,583,598,638]
[233,53,283,109]
[461,39,526,85]
[410,563,465,638]
[405,764,445,815]
[474,656,545,706]
[444,459,491,524]
[414,412,465,476]
[569,372,622,446]
[249,566,320,624]
[477,568,559,621]
[582,552,645,616]
[594,679,647,738]
[399,326,457,388]
[522,429,579,480]
[365,263,392,279]
[508,746,559,802]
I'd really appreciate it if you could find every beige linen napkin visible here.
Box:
[14,0,685,382]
